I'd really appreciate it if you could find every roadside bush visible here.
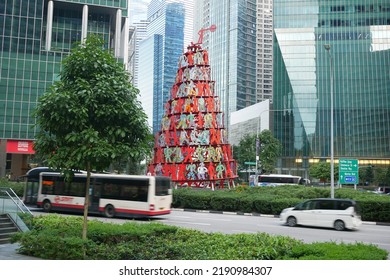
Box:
[13,215,387,260]
[0,178,24,197]
[236,196,256,213]
[173,186,390,222]
[284,242,389,260]
[209,192,238,211]
[172,188,211,210]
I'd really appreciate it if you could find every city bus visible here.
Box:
[24,167,172,218]
[250,174,304,186]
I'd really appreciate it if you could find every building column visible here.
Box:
[0,140,6,178]
[121,16,129,68]
[115,9,122,57]
[81,5,89,43]
[45,0,54,50]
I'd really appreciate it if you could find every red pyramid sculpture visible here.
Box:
[147,26,238,189]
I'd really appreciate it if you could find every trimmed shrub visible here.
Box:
[0,178,25,196]
[284,242,389,260]
[13,215,388,260]
[209,192,238,211]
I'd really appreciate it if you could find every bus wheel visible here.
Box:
[104,204,115,218]
[42,200,52,212]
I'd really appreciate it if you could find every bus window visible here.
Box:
[68,177,86,197]
[42,179,55,194]
[155,177,171,196]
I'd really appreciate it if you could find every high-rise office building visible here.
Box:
[0,0,130,178]
[129,20,149,86]
[138,34,163,130]
[182,0,194,47]
[194,0,264,129]
[273,0,390,176]
[256,0,273,101]
[138,0,185,134]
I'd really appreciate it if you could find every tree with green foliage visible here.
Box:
[33,35,151,240]
[384,166,390,186]
[233,130,282,174]
[309,161,339,183]
[358,166,372,186]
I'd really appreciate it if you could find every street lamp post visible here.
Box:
[255,116,261,186]
[324,44,335,199]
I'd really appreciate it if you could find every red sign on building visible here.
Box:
[6,140,35,154]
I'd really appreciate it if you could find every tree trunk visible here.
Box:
[82,162,91,240]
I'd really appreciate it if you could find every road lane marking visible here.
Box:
[163,221,211,226]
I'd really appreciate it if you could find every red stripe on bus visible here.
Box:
[37,202,170,216]
[99,207,170,216]
[37,202,84,209]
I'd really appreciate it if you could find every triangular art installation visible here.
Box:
[147,30,238,189]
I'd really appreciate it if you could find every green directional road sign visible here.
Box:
[339,159,359,184]
[244,162,256,165]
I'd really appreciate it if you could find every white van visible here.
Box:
[279,198,362,231]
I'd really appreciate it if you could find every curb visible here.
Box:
[174,208,282,219]
[172,208,390,226]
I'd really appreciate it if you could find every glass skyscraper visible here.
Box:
[138,0,185,134]
[194,0,258,128]
[273,0,390,176]
[0,0,129,178]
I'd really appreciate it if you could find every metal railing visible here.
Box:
[0,188,32,232]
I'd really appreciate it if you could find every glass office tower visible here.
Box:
[0,0,129,178]
[273,0,390,175]
[139,0,185,134]
[195,0,258,127]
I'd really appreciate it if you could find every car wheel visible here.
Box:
[334,220,345,231]
[42,200,52,212]
[287,216,297,227]
[104,204,115,218]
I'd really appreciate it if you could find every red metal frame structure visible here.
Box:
[147,26,238,189]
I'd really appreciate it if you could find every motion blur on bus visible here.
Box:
[23,167,172,218]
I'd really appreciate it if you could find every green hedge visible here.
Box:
[0,178,25,197]
[12,215,388,260]
[172,186,390,222]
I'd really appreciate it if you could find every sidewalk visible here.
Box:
[0,243,41,260]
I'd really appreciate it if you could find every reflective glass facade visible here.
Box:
[142,0,185,134]
[0,0,128,178]
[138,34,163,131]
[199,0,257,124]
[273,0,390,175]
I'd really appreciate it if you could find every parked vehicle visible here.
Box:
[375,187,390,194]
[279,198,362,231]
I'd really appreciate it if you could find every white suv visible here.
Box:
[279,198,362,231]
